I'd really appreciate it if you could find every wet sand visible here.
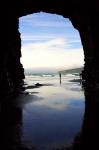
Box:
[18,75,85,150]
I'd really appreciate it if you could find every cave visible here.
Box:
[0,1,98,149]
[6,0,99,94]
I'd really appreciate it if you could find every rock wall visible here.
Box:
[7,18,25,94]
[5,0,99,95]
[4,4,25,95]
[70,14,99,88]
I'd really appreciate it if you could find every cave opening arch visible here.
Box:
[5,1,99,94]
[19,12,84,76]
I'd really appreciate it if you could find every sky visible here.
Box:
[19,12,84,73]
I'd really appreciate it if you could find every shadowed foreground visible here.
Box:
[0,84,99,150]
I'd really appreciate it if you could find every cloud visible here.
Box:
[21,34,75,43]
[21,35,54,41]
[19,12,84,72]
[21,38,84,71]
[21,34,82,50]
[22,38,68,49]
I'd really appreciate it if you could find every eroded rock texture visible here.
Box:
[5,0,99,95]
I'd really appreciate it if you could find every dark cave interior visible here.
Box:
[1,0,99,149]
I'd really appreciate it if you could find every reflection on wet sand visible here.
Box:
[0,86,99,150]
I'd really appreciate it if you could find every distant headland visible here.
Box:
[58,67,83,75]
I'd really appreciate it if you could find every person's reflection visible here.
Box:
[0,96,22,149]
[72,87,99,150]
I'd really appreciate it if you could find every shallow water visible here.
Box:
[22,74,85,150]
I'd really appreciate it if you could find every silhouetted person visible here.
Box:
[59,73,61,84]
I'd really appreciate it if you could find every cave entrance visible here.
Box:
[18,13,85,149]
[19,12,84,77]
